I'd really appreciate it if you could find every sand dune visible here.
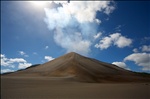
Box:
[3,52,150,82]
[1,52,150,99]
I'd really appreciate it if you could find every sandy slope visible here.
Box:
[1,52,150,99]
[1,76,150,99]
[4,52,150,83]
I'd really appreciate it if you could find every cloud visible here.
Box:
[95,33,132,50]
[1,54,32,70]
[54,30,91,55]
[1,54,10,66]
[45,46,49,49]
[112,61,130,70]
[124,53,150,71]
[115,36,132,48]
[44,56,54,61]
[133,48,138,53]
[132,45,150,53]
[1,69,14,74]
[59,1,115,23]
[18,51,29,57]
[95,36,112,49]
[141,45,150,52]
[18,63,32,69]
[95,19,101,24]
[1,54,26,67]
[9,58,27,63]
[94,32,102,39]
[19,51,25,55]
[44,1,115,55]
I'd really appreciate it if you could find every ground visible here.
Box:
[1,76,150,99]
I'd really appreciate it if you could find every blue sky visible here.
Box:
[1,1,150,73]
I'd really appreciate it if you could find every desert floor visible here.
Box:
[1,76,150,99]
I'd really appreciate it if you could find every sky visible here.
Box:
[1,1,150,74]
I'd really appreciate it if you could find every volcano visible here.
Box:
[3,52,150,83]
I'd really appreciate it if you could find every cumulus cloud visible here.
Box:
[9,58,27,63]
[18,51,29,57]
[95,19,101,24]
[19,51,25,55]
[112,62,130,70]
[44,56,54,61]
[1,54,10,66]
[141,45,150,52]
[133,48,138,53]
[115,36,132,48]
[1,54,26,67]
[1,54,32,70]
[132,45,150,53]
[124,53,150,71]
[95,36,112,49]
[44,1,115,55]
[95,33,132,50]
[1,69,14,74]
[54,29,91,55]
[94,32,102,39]
[18,63,32,69]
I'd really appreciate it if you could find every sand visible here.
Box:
[1,76,150,99]
[1,52,150,98]
[5,52,150,83]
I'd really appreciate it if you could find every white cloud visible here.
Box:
[133,48,138,53]
[60,1,115,23]
[95,19,101,24]
[94,32,102,39]
[112,61,130,70]
[45,46,49,49]
[104,2,115,15]
[1,69,14,74]
[141,45,150,52]
[18,51,29,57]
[1,54,32,69]
[54,30,91,55]
[44,56,54,61]
[1,54,9,66]
[44,1,115,55]
[132,45,150,53]
[124,53,150,71]
[18,63,32,69]
[9,58,27,63]
[1,54,5,58]
[19,51,25,55]
[1,54,26,67]
[95,33,132,50]
[95,36,112,49]
[114,36,132,48]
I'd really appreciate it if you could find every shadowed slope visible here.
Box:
[3,52,150,82]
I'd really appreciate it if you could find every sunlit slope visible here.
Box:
[3,52,150,82]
